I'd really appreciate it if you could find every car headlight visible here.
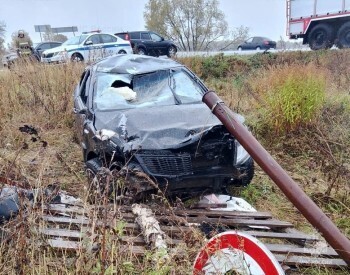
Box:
[234,140,250,165]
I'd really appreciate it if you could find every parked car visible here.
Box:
[115,31,177,57]
[32,41,62,61]
[73,55,254,198]
[237,37,276,51]
[41,32,132,63]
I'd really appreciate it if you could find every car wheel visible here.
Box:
[237,46,242,51]
[118,50,127,54]
[71,53,84,62]
[167,46,177,57]
[336,22,350,49]
[256,46,261,50]
[233,158,254,187]
[137,47,147,55]
[308,23,334,50]
[85,158,113,201]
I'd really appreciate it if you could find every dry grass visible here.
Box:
[0,53,349,274]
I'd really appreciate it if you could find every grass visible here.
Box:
[0,52,350,273]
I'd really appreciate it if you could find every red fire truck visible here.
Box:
[287,0,350,50]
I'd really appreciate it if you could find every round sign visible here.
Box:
[193,231,284,275]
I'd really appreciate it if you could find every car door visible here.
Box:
[74,70,91,145]
[140,32,153,52]
[100,34,119,58]
[150,32,166,55]
[84,34,102,61]
[243,37,253,50]
[252,37,261,49]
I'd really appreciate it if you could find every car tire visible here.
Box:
[167,46,177,57]
[336,22,350,49]
[118,50,127,54]
[308,23,334,50]
[85,158,113,201]
[237,46,242,51]
[71,53,84,62]
[233,158,254,187]
[256,46,261,50]
[137,47,147,55]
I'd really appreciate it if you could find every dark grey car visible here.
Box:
[73,55,254,198]
[237,37,276,51]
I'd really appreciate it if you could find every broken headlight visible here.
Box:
[234,140,250,165]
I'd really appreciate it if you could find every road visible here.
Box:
[177,48,310,57]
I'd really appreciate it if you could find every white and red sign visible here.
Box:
[193,231,285,275]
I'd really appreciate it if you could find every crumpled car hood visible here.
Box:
[94,103,241,152]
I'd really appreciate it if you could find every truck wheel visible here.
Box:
[308,23,334,50]
[336,22,350,49]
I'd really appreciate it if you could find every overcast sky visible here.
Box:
[0,0,286,44]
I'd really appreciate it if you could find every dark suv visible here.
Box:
[115,31,177,57]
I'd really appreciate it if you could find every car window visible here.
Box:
[150,33,162,42]
[50,43,61,48]
[100,34,118,43]
[87,34,101,45]
[130,32,140,39]
[253,37,262,43]
[141,32,151,40]
[38,43,51,50]
[246,37,253,43]
[63,35,88,45]
[170,70,203,104]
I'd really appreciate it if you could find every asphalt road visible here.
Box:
[177,48,310,57]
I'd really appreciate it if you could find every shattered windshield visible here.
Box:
[94,69,204,111]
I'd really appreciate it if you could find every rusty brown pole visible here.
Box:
[203,91,350,265]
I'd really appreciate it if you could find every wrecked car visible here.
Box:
[73,55,254,197]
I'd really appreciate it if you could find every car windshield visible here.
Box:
[62,35,88,45]
[94,69,204,111]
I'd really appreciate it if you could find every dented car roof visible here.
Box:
[95,55,183,75]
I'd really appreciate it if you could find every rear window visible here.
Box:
[130,32,140,39]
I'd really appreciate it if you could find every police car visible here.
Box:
[41,31,132,63]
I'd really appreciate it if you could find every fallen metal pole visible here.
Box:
[202,91,350,265]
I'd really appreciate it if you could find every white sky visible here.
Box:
[0,0,287,44]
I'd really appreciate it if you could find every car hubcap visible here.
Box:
[169,47,176,56]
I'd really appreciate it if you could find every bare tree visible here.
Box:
[0,21,6,54]
[144,0,228,51]
[43,31,68,42]
[218,25,250,51]
[11,30,33,49]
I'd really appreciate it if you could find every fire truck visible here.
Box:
[287,0,350,50]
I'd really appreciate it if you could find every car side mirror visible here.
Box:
[73,107,88,114]
[85,40,93,46]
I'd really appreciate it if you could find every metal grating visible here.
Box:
[135,152,193,177]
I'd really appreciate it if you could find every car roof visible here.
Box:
[94,55,183,75]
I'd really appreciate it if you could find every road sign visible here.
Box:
[193,231,285,275]
[34,25,51,32]
[51,26,78,34]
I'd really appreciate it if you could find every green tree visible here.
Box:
[144,0,228,51]
[0,21,6,54]
[11,30,33,49]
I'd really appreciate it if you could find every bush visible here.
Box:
[252,64,326,133]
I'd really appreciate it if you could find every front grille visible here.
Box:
[135,151,193,177]
[43,53,54,58]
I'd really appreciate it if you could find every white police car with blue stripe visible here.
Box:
[41,31,132,63]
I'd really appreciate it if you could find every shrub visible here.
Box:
[252,64,326,133]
